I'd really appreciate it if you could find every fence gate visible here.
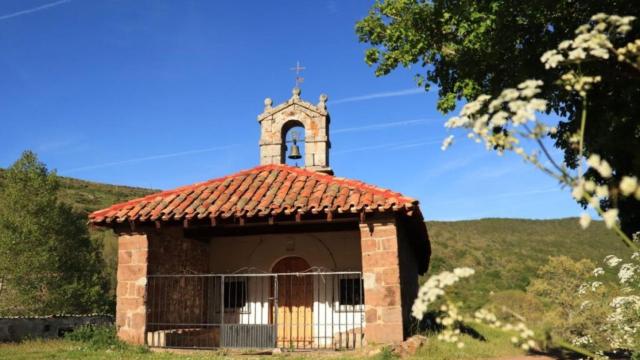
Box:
[146,272,363,350]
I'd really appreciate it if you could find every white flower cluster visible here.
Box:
[592,267,605,277]
[586,154,613,178]
[560,71,601,97]
[579,255,640,351]
[572,335,593,347]
[441,135,454,151]
[603,253,640,285]
[570,153,636,230]
[578,280,603,295]
[541,13,636,69]
[435,303,465,349]
[619,176,640,198]
[618,263,639,284]
[606,295,640,348]
[604,255,623,268]
[473,309,537,351]
[411,267,475,320]
[444,79,548,158]
[617,39,640,68]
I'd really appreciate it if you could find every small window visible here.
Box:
[224,280,247,309]
[339,278,364,306]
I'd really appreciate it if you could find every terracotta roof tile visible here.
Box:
[89,164,420,225]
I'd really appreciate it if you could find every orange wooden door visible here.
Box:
[272,257,313,348]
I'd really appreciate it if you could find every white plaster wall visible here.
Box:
[207,230,364,346]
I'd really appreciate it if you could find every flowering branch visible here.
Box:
[442,13,640,252]
[425,12,640,358]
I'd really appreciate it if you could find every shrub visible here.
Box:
[65,325,132,351]
[485,290,545,328]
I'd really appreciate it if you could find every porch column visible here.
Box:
[115,233,148,345]
[359,219,404,344]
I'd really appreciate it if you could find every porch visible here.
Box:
[145,271,364,350]
[113,212,427,349]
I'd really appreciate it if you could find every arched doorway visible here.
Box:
[272,256,313,348]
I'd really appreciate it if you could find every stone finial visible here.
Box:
[318,93,328,111]
[264,97,273,111]
[292,87,301,100]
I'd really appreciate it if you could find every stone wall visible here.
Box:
[359,218,404,344]
[147,227,209,275]
[116,227,212,345]
[115,233,148,344]
[146,227,210,331]
[0,315,112,342]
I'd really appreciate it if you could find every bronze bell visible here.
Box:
[288,140,302,160]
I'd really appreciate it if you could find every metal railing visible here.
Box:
[146,272,364,350]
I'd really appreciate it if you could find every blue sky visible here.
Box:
[0,0,583,220]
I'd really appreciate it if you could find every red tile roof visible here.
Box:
[89,164,421,225]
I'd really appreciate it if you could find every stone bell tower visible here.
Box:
[257,87,333,175]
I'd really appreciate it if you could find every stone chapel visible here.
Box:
[89,87,431,350]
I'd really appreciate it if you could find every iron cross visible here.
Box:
[290,61,306,88]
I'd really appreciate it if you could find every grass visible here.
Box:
[0,323,526,360]
[414,323,525,360]
[0,339,223,360]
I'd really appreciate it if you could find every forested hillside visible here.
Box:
[426,218,627,309]
[2,170,624,312]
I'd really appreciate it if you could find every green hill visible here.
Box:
[0,168,156,214]
[426,218,628,309]
[56,177,156,214]
[3,169,626,311]
[54,177,628,311]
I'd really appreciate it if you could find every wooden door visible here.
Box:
[272,257,313,348]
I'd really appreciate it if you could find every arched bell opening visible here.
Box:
[281,120,305,167]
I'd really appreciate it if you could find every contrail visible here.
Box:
[60,144,239,174]
[0,0,71,21]
[333,118,435,134]
[333,138,441,155]
[331,88,425,105]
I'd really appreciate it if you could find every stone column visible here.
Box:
[115,233,148,345]
[359,219,404,344]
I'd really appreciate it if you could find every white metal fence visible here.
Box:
[146,272,364,350]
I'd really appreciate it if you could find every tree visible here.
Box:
[527,256,631,352]
[0,151,108,315]
[356,0,640,237]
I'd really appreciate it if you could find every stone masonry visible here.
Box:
[116,227,211,345]
[257,88,332,174]
[359,218,405,344]
[98,86,430,348]
[115,233,148,344]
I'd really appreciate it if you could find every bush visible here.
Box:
[485,290,545,327]
[65,325,133,351]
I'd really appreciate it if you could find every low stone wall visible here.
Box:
[0,315,113,342]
